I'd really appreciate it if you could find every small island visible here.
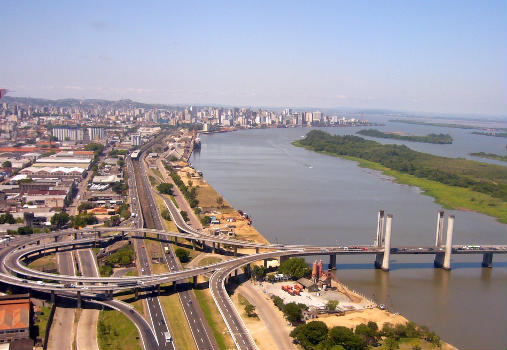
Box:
[471,131,507,138]
[294,130,507,223]
[470,152,507,162]
[357,129,453,144]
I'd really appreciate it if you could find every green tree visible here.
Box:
[161,209,172,221]
[200,215,211,226]
[283,302,303,324]
[384,337,399,350]
[51,212,70,229]
[251,265,266,281]
[367,321,378,333]
[2,161,12,168]
[216,196,224,208]
[157,183,174,195]
[278,257,311,279]
[0,212,16,224]
[180,210,189,222]
[355,323,378,346]
[290,321,328,349]
[175,248,190,263]
[244,304,256,317]
[326,300,339,311]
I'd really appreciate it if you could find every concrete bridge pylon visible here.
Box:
[435,210,445,247]
[434,215,454,270]
[380,214,393,271]
[376,210,385,247]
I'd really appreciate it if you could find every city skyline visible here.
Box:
[1,1,506,117]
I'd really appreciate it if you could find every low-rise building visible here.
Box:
[0,294,32,345]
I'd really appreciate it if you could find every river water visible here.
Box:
[191,123,506,350]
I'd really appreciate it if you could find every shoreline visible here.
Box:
[184,134,459,349]
[293,140,507,224]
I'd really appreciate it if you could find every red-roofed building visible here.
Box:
[0,294,32,344]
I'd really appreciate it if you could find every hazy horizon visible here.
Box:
[1,1,506,117]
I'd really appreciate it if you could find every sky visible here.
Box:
[1,1,506,116]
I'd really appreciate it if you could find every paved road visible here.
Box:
[76,249,100,350]
[238,281,296,350]
[209,268,257,350]
[47,248,75,350]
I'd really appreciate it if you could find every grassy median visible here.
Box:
[97,309,141,350]
[159,293,197,350]
[194,288,235,350]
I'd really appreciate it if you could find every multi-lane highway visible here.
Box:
[132,143,216,350]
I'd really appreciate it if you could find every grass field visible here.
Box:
[198,256,222,266]
[34,305,51,341]
[159,293,198,350]
[97,309,142,350]
[27,253,57,272]
[344,155,507,223]
[194,288,235,350]
[115,291,144,316]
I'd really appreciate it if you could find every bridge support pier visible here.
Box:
[54,236,58,242]
[192,275,198,288]
[255,247,259,254]
[36,240,40,245]
[442,216,454,270]
[174,237,178,244]
[435,210,445,247]
[381,214,393,271]
[234,246,237,257]
[76,291,82,308]
[192,240,196,250]
[107,290,113,299]
[217,243,221,252]
[50,290,55,303]
[234,269,238,277]
[156,284,161,295]
[245,264,251,275]
[212,242,216,254]
[263,259,268,268]
[55,246,59,252]
[374,254,383,269]
[97,231,102,238]
[482,253,493,268]
[376,210,385,247]
[143,232,147,238]
[74,232,78,240]
[134,288,139,299]
[329,254,336,270]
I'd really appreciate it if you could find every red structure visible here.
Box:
[311,259,332,288]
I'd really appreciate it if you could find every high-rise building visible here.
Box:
[131,134,142,146]
[52,127,84,141]
[87,127,106,140]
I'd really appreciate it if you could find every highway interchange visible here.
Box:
[0,137,506,350]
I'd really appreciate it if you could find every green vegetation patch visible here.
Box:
[34,305,51,342]
[295,130,507,222]
[197,256,222,267]
[470,152,507,162]
[471,131,507,138]
[357,129,453,144]
[97,309,141,350]
[194,289,232,350]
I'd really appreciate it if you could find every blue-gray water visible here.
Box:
[191,125,506,350]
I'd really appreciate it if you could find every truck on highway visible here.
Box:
[164,246,169,253]
[164,331,172,342]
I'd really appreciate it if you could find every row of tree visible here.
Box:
[357,129,453,144]
[290,319,441,350]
